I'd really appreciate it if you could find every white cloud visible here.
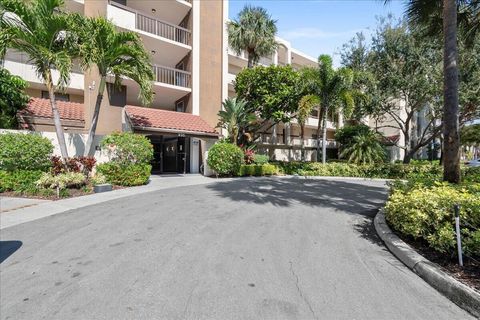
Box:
[280,27,365,40]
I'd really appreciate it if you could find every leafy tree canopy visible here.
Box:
[234,64,301,125]
[0,68,29,128]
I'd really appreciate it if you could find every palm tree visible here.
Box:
[78,17,153,156]
[0,0,79,159]
[340,131,385,164]
[297,95,319,161]
[385,1,480,183]
[217,97,255,145]
[227,5,278,68]
[300,55,355,164]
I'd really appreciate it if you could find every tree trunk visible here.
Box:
[322,106,328,164]
[247,50,254,68]
[45,71,68,159]
[300,124,305,161]
[315,105,325,162]
[84,76,106,156]
[442,0,461,183]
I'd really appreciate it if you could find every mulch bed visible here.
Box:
[397,233,480,292]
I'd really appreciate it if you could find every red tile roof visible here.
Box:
[19,97,84,121]
[125,105,218,136]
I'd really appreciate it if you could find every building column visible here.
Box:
[273,51,278,66]
[337,112,344,129]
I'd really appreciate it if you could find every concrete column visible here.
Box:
[285,123,291,145]
[273,51,278,66]
[271,124,277,144]
[337,112,344,129]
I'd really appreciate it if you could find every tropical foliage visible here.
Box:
[339,131,385,164]
[0,68,29,128]
[207,142,244,176]
[217,98,255,145]
[299,55,355,163]
[297,94,319,161]
[234,65,302,140]
[0,0,80,158]
[0,132,53,171]
[76,17,153,156]
[227,5,277,68]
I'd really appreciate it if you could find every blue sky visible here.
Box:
[228,0,405,65]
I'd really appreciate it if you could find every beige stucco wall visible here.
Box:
[198,0,224,130]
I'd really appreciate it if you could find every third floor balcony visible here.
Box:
[107,1,192,48]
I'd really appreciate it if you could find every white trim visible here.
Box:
[191,0,200,116]
[221,0,229,105]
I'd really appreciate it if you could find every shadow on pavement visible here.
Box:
[207,177,388,214]
[0,240,23,263]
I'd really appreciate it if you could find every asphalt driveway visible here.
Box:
[0,177,474,319]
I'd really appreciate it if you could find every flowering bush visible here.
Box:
[207,142,244,176]
[50,156,96,177]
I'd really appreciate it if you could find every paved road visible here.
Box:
[0,177,473,320]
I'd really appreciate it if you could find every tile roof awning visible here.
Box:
[125,105,218,137]
[18,97,84,122]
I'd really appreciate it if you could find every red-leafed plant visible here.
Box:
[244,149,255,164]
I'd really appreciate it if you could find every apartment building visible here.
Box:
[227,38,344,162]
[2,0,344,172]
[3,0,230,174]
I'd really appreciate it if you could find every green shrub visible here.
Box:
[0,170,43,194]
[385,183,480,256]
[96,163,151,186]
[237,164,277,176]
[36,172,86,190]
[463,166,480,183]
[91,172,107,185]
[253,154,269,165]
[0,132,53,171]
[207,142,244,176]
[101,132,153,165]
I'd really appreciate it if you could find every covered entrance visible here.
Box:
[124,105,218,175]
[148,135,190,174]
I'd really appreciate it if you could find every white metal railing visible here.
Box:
[258,134,337,148]
[110,1,191,45]
[152,65,191,88]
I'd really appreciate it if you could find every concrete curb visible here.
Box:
[374,209,480,318]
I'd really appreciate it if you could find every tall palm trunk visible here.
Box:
[45,71,68,159]
[247,49,254,68]
[315,105,324,162]
[442,0,461,183]
[300,124,305,161]
[322,106,328,164]
[84,76,106,156]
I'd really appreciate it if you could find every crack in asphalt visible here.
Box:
[289,261,318,320]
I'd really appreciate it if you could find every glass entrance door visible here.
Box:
[162,137,177,173]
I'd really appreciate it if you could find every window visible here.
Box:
[106,83,127,107]
[41,91,70,102]
[176,101,185,113]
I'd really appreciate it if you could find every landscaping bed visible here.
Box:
[396,232,480,292]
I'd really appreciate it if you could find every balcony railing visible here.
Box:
[110,1,191,45]
[152,65,191,88]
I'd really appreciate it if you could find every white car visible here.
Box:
[466,159,480,167]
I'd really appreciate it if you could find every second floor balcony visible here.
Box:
[152,65,191,89]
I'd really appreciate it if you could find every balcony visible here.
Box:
[2,52,84,93]
[108,2,191,46]
[152,65,191,89]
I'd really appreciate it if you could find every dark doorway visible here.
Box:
[147,135,190,174]
[162,137,178,173]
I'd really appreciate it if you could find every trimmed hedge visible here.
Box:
[237,164,277,176]
[0,170,44,194]
[272,161,443,180]
[207,142,244,176]
[385,182,480,256]
[0,132,53,171]
[96,163,151,186]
